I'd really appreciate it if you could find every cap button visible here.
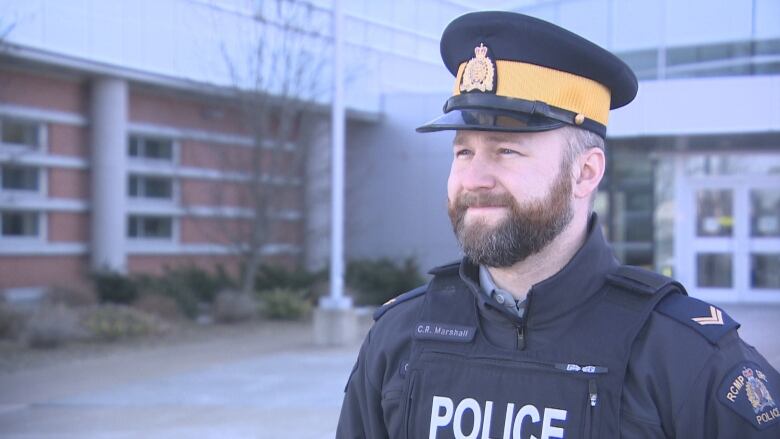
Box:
[574,113,585,125]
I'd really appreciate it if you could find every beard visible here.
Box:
[448,166,574,268]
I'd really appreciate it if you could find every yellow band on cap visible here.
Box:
[453,60,611,126]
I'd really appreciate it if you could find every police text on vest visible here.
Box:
[429,395,567,439]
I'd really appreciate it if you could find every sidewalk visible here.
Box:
[0,305,777,438]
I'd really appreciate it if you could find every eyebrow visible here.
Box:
[453,132,524,147]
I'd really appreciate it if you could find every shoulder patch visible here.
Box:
[718,361,780,430]
[373,285,427,321]
[656,294,739,344]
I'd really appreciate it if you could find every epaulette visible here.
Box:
[373,285,427,321]
[606,265,683,296]
[656,294,740,345]
[428,260,461,276]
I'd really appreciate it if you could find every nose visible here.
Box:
[459,157,497,191]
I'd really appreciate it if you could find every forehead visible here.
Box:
[452,129,568,152]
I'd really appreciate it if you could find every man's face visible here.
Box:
[447,129,574,268]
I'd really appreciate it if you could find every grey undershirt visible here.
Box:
[479,265,526,318]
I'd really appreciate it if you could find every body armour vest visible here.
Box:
[400,265,682,439]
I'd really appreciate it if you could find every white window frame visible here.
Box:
[0,164,47,197]
[128,173,178,202]
[0,209,46,241]
[127,214,178,241]
[128,135,179,164]
[0,117,48,153]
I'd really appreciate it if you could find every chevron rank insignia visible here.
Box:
[692,305,725,325]
[656,294,739,344]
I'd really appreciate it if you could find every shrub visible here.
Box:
[23,303,84,348]
[133,293,182,321]
[161,265,235,304]
[254,264,325,299]
[213,290,257,323]
[81,304,168,341]
[91,271,138,304]
[258,288,311,320]
[46,286,98,307]
[0,304,24,340]
[134,274,199,319]
[346,257,425,306]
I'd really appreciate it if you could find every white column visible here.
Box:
[314,0,357,346]
[90,77,128,273]
[322,0,351,310]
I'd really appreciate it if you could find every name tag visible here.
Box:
[414,322,476,343]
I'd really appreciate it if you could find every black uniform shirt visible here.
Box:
[337,220,780,438]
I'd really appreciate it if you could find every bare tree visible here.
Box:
[206,0,333,294]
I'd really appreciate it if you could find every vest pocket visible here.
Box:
[409,350,606,439]
[401,372,418,439]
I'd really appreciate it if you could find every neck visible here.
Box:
[487,212,590,302]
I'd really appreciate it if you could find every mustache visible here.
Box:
[453,192,515,209]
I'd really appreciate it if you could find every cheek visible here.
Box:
[446,168,460,201]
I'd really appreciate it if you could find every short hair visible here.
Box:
[561,125,605,172]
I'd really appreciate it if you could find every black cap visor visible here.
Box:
[416,108,565,134]
[416,94,606,137]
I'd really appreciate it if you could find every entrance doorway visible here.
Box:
[676,155,780,302]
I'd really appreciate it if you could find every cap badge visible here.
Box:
[460,43,494,93]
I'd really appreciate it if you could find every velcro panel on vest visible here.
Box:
[656,294,740,345]
[373,284,427,321]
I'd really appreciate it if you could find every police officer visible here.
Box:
[337,11,780,438]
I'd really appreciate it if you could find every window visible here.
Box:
[128,136,174,161]
[1,118,40,149]
[128,215,173,239]
[128,175,174,199]
[1,210,40,237]
[1,165,40,191]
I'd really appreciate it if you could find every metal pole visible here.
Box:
[324,0,351,310]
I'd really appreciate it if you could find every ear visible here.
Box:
[572,147,605,200]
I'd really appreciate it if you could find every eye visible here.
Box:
[454,148,473,158]
[498,148,518,156]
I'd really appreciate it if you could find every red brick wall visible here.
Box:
[128,254,241,278]
[49,168,90,199]
[0,255,89,290]
[49,124,89,157]
[129,89,246,135]
[180,179,250,208]
[49,212,89,243]
[0,69,87,114]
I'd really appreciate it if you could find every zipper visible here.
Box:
[516,324,525,350]
[402,373,417,439]
[423,351,608,375]
[585,379,599,439]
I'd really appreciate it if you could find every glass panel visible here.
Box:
[686,154,780,177]
[696,189,733,237]
[1,119,39,147]
[697,253,733,288]
[142,217,172,238]
[752,254,780,289]
[128,137,139,157]
[128,175,140,197]
[143,177,173,199]
[751,189,780,237]
[1,211,39,236]
[1,166,39,191]
[127,216,139,238]
[143,138,173,160]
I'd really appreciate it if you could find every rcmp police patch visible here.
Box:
[719,361,780,430]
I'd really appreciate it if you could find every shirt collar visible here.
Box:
[479,265,525,317]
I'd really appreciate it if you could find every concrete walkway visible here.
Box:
[0,304,777,438]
